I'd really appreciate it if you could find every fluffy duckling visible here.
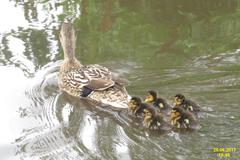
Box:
[173,94,201,117]
[143,106,172,131]
[58,23,130,109]
[170,107,200,129]
[128,97,149,118]
[145,90,172,115]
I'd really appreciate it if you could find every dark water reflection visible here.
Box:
[0,0,240,160]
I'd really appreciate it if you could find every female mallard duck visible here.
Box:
[143,106,172,131]
[128,97,149,118]
[173,94,201,117]
[59,23,129,108]
[144,90,172,115]
[170,107,200,129]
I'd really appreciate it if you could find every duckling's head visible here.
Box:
[145,90,157,103]
[170,107,184,120]
[128,97,142,111]
[60,23,76,61]
[143,106,156,127]
[174,94,185,106]
[143,106,156,119]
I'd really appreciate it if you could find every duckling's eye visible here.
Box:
[148,95,153,99]
[143,109,149,114]
[175,98,183,104]
[130,100,136,104]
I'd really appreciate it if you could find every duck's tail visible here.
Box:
[88,85,131,109]
[59,23,77,62]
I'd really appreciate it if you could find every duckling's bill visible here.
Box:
[144,94,154,103]
[173,97,183,106]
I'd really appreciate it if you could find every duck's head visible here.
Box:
[143,106,159,127]
[128,97,142,111]
[170,107,184,120]
[174,94,185,106]
[143,106,156,119]
[145,90,157,103]
[59,23,76,61]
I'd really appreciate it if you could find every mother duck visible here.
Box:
[58,23,130,108]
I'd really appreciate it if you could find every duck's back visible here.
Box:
[59,63,115,96]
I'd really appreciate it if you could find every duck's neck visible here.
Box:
[61,58,82,73]
[64,48,75,62]
[60,23,81,64]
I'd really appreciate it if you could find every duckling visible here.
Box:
[58,23,130,109]
[128,97,149,118]
[170,107,200,129]
[143,106,172,131]
[144,90,172,115]
[173,94,201,117]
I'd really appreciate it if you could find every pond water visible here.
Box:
[0,1,240,160]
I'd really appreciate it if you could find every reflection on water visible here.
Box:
[0,0,240,160]
[0,1,27,32]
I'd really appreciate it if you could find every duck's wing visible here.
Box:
[112,76,130,86]
[60,68,90,96]
[83,64,115,90]
[61,64,116,94]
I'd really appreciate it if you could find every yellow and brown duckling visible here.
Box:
[58,23,130,109]
[128,97,149,118]
[143,106,172,131]
[145,90,172,115]
[174,94,201,117]
[170,107,200,130]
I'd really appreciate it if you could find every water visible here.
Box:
[0,0,240,160]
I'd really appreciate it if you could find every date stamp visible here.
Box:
[212,147,238,159]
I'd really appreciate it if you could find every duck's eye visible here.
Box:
[174,98,182,105]
[171,111,180,119]
[143,109,152,117]
[129,100,136,105]
[143,109,149,114]
[128,101,135,106]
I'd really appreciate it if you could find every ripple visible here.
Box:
[193,49,240,68]
[79,113,97,152]
[15,126,85,160]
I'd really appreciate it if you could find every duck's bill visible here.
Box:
[144,99,150,103]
